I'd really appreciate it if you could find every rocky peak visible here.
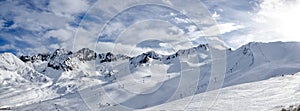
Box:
[98,52,129,63]
[17,44,212,71]
[76,48,97,61]
[129,44,211,68]
[129,51,161,68]
[50,49,72,59]
[20,53,50,63]
[47,49,73,71]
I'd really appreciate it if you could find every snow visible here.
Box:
[141,73,300,111]
[0,53,53,109]
[1,42,300,110]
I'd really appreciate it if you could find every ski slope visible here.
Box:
[1,42,300,110]
[141,73,300,111]
[14,72,300,111]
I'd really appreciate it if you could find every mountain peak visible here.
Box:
[0,52,15,57]
[76,48,97,61]
[0,52,26,71]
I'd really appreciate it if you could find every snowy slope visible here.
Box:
[0,53,53,109]
[15,71,300,111]
[1,42,300,110]
[0,53,50,84]
[141,73,300,111]
[224,42,300,87]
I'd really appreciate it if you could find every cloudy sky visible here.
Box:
[0,0,299,56]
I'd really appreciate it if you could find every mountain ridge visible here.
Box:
[1,41,300,110]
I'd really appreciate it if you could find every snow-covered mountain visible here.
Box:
[0,53,52,109]
[1,41,300,110]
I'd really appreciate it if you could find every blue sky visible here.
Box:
[0,0,299,56]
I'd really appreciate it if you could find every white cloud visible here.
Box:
[45,28,73,42]
[203,0,300,48]
[168,26,185,36]
[49,44,60,49]
[254,0,300,41]
[3,0,300,55]
[162,0,173,6]
[49,0,89,16]
[0,19,4,28]
[200,22,244,37]
[72,22,103,52]
[217,23,244,34]
[0,0,94,55]
[96,42,146,56]
[14,13,68,31]
[3,1,71,31]
[0,44,16,51]
[20,47,52,56]
[226,34,255,49]
[114,20,194,50]
[174,17,190,24]
[97,41,178,56]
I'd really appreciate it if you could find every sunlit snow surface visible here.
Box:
[142,73,300,111]
[1,42,300,110]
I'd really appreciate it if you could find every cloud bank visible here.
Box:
[0,0,299,55]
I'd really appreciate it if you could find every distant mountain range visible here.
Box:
[1,41,300,110]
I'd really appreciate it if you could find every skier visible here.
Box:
[214,77,217,83]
